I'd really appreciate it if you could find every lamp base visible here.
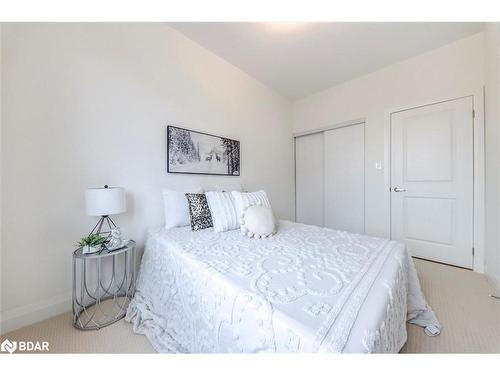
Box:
[89,215,117,237]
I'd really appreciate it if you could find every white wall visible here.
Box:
[484,24,500,291]
[0,23,294,333]
[293,33,485,253]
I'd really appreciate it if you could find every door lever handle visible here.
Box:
[393,187,406,193]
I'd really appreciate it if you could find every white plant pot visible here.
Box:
[82,245,100,254]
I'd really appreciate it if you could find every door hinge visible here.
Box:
[472,247,475,256]
[472,109,475,119]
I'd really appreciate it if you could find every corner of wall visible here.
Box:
[483,23,500,286]
[0,22,4,333]
[0,292,72,335]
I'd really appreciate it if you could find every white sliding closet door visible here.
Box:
[324,124,365,233]
[295,132,324,226]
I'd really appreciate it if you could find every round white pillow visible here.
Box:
[240,203,276,239]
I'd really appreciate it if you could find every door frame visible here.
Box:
[384,89,485,273]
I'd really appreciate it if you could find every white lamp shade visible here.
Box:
[85,187,126,216]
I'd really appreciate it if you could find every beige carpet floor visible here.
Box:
[2,258,499,353]
[400,259,500,353]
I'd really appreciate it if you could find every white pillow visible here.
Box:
[240,204,277,239]
[231,190,271,224]
[205,191,239,232]
[162,188,201,229]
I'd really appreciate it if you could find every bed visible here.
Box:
[126,220,440,353]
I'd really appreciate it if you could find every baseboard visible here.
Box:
[486,273,500,296]
[0,292,72,335]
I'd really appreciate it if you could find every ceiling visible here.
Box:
[170,22,484,99]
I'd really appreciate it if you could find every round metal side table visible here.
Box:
[72,240,136,330]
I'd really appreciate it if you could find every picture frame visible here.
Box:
[166,125,240,176]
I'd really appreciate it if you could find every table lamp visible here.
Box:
[85,185,126,236]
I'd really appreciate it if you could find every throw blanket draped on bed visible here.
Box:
[126,221,440,353]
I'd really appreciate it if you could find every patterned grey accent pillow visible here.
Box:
[185,193,213,231]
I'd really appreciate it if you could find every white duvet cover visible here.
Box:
[126,220,440,353]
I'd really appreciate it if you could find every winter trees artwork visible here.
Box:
[167,126,240,176]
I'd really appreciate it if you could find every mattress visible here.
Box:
[126,220,440,353]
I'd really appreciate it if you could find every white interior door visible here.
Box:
[295,132,324,226]
[391,97,474,268]
[324,123,365,233]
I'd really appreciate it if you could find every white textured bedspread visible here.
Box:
[126,221,440,353]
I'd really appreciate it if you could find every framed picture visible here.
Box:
[166,125,240,176]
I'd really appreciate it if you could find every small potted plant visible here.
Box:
[77,234,107,254]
